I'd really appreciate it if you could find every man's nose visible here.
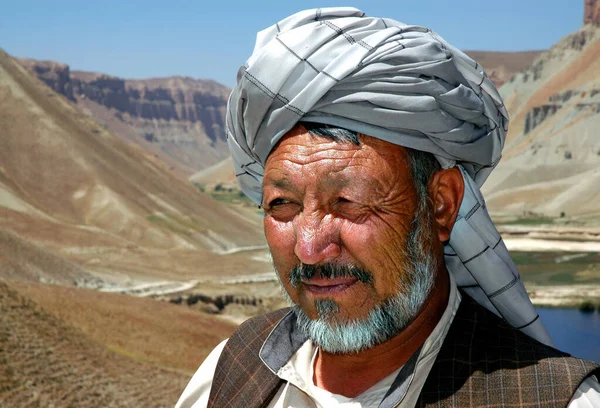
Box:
[293,210,341,265]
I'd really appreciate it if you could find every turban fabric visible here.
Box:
[226,7,553,346]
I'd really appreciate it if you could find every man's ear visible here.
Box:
[428,167,464,243]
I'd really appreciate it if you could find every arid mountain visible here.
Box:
[18,58,231,176]
[0,49,267,287]
[465,50,542,88]
[0,279,235,407]
[482,18,600,221]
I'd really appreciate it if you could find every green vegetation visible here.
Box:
[211,188,250,204]
[548,272,575,284]
[195,183,256,207]
[512,251,600,286]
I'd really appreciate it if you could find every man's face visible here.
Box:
[262,124,433,330]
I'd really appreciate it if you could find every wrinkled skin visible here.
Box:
[263,124,428,323]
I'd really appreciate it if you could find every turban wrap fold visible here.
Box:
[226,7,553,346]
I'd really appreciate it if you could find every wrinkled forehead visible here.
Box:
[275,122,407,151]
[264,123,412,184]
[267,123,408,160]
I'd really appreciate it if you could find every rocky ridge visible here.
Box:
[0,280,189,407]
[18,58,231,175]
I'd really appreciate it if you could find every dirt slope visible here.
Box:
[0,229,99,286]
[0,48,266,286]
[189,156,237,188]
[9,280,237,374]
[0,279,192,407]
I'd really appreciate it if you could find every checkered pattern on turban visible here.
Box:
[226,7,553,346]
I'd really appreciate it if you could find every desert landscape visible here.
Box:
[1,1,600,406]
[0,45,270,406]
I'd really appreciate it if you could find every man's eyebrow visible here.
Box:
[265,176,350,191]
[264,177,297,191]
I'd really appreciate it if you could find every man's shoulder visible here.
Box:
[453,295,578,361]
[418,294,600,407]
[230,308,292,342]
[238,308,292,328]
[207,309,290,408]
[221,307,292,362]
[450,294,599,369]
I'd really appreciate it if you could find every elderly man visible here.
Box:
[177,8,600,408]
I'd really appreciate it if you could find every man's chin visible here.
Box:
[292,293,418,354]
[314,300,381,326]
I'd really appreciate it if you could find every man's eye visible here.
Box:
[265,198,300,221]
[333,197,366,220]
[269,198,289,207]
[333,197,355,208]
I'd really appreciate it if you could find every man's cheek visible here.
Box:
[265,220,297,257]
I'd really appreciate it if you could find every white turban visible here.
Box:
[226,7,553,346]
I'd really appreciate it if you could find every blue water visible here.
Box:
[537,308,600,362]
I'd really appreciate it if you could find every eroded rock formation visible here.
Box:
[18,58,231,172]
[524,104,562,134]
[70,74,228,144]
[584,0,600,25]
[18,59,75,102]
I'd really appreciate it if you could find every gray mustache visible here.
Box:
[289,263,373,287]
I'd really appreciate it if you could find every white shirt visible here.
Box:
[176,274,600,407]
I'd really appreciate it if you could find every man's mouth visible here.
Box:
[301,276,359,294]
[289,263,373,288]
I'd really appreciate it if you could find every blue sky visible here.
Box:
[0,0,584,87]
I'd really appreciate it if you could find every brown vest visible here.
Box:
[208,295,599,408]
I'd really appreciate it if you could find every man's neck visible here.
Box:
[312,269,450,398]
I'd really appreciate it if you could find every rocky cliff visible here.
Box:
[18,59,75,102]
[18,59,231,174]
[482,20,600,220]
[585,0,600,25]
[71,73,228,143]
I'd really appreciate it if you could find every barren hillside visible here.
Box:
[0,49,267,287]
[9,280,237,374]
[0,280,191,407]
[482,20,600,221]
[189,156,237,188]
